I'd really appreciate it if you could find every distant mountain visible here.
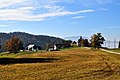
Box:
[0,32,64,49]
[65,36,88,42]
[65,36,80,41]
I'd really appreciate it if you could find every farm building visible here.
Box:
[27,44,41,51]
[46,44,63,51]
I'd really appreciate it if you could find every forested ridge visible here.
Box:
[0,32,64,50]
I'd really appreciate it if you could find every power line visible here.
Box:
[103,40,119,49]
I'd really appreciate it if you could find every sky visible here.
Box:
[0,0,120,42]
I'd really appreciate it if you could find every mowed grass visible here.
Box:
[0,47,120,80]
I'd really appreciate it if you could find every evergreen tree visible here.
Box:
[119,41,120,48]
[63,40,72,48]
[78,36,83,47]
[84,39,89,47]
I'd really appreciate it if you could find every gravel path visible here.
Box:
[83,47,120,54]
[100,49,120,54]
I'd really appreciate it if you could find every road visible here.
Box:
[84,47,120,54]
[100,49,120,54]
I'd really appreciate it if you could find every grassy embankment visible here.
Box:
[0,47,120,80]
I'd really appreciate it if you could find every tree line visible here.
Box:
[77,33,105,49]
[77,33,119,49]
[2,37,73,53]
[0,32,120,53]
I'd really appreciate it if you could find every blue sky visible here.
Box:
[0,0,120,41]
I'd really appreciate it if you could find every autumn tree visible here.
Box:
[5,37,23,53]
[78,36,89,47]
[90,33,105,49]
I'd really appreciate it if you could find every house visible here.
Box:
[46,44,59,51]
[27,44,41,51]
[71,41,77,47]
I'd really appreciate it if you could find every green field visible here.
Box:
[0,47,120,80]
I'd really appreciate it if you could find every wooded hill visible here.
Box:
[0,32,64,50]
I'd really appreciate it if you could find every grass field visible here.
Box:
[0,47,120,80]
[109,48,120,53]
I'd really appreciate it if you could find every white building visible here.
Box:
[27,44,38,51]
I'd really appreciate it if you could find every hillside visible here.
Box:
[0,47,120,80]
[0,32,64,50]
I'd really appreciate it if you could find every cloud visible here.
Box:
[0,0,25,8]
[0,8,94,21]
[28,9,94,21]
[0,0,95,21]
[71,22,79,24]
[0,24,9,27]
[72,16,86,19]
[40,5,65,12]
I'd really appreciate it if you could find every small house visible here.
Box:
[71,41,77,47]
[46,44,59,51]
[27,44,41,51]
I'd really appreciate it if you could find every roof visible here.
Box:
[28,44,35,48]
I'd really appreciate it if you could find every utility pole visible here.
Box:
[114,38,116,49]
[105,41,106,48]
[108,41,110,49]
